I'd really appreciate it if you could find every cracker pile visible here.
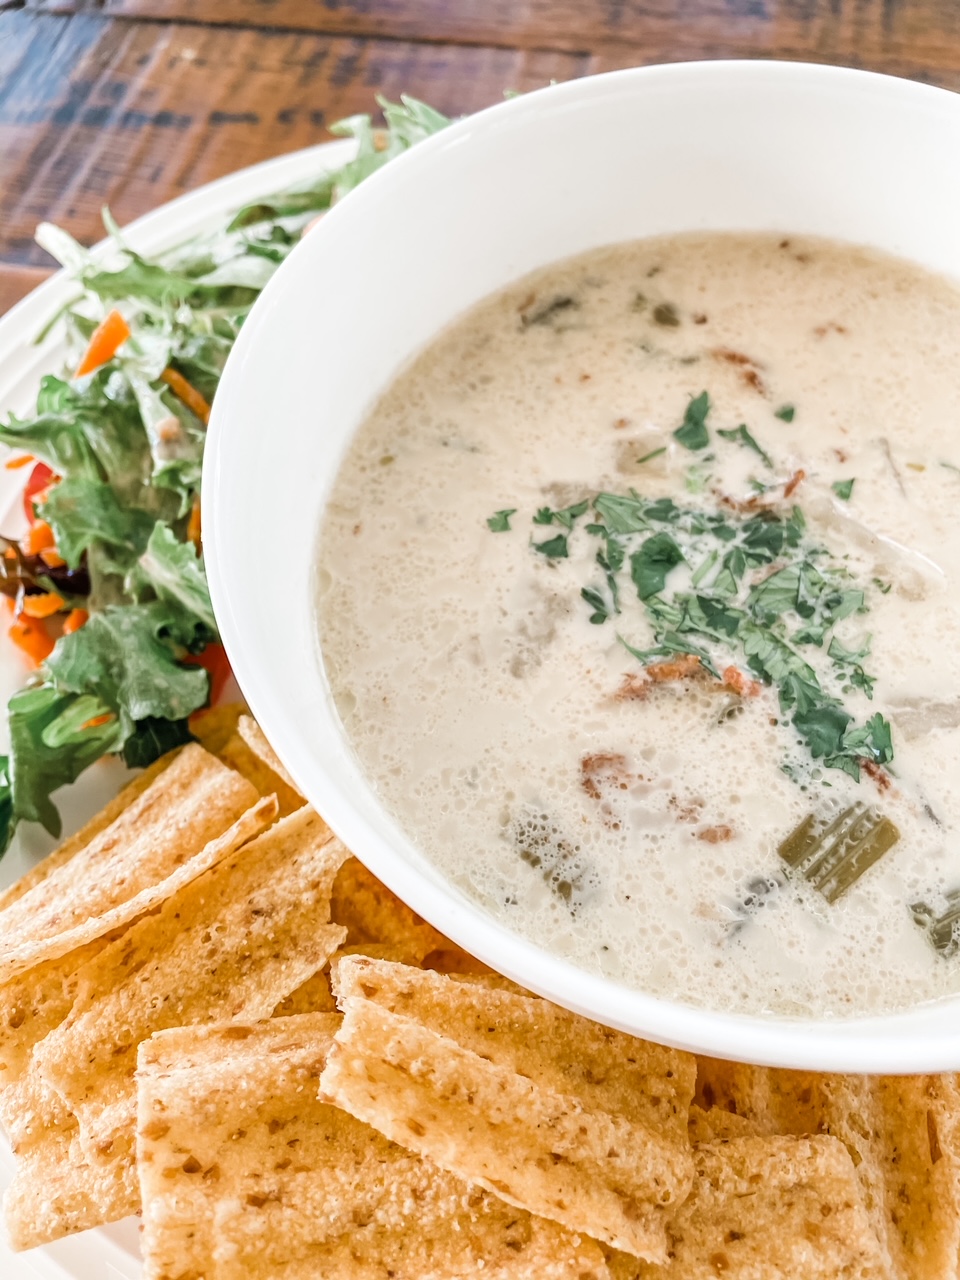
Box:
[0,707,956,1278]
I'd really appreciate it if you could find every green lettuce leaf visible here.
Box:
[41,475,155,570]
[45,603,210,729]
[7,685,125,836]
[131,523,217,635]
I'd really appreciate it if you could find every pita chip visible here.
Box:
[20,809,347,1239]
[322,957,695,1260]
[695,1057,960,1280]
[638,1134,890,1279]
[330,857,484,971]
[137,1014,609,1280]
[0,744,263,982]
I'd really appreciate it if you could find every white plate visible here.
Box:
[0,138,352,1276]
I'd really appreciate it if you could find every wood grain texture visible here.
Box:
[0,12,584,270]
[3,0,960,299]
[0,265,53,318]
[14,0,960,67]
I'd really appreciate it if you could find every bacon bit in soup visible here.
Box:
[615,672,651,701]
[783,469,806,499]
[580,752,632,801]
[710,347,767,396]
[862,759,894,793]
[647,654,703,682]
[721,666,762,699]
[697,825,735,844]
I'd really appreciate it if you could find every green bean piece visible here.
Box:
[910,891,960,957]
[777,803,900,903]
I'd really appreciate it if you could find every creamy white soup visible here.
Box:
[316,233,960,1019]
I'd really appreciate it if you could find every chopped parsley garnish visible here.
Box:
[717,424,773,468]
[630,533,685,600]
[532,500,589,530]
[672,391,711,451]
[831,478,855,501]
[636,446,667,465]
[774,404,796,422]
[533,533,569,559]
[487,508,517,532]
[489,425,892,783]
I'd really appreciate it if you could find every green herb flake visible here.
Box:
[673,391,711,451]
[717,424,773,468]
[533,533,569,559]
[487,508,517,532]
[580,587,609,625]
[630,533,685,600]
[636,446,667,465]
[774,404,796,422]
[831,479,855,501]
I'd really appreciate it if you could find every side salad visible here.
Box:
[0,95,450,854]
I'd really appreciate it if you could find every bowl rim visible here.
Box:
[205,58,960,1073]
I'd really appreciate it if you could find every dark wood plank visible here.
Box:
[16,0,960,68]
[0,12,585,269]
[0,264,53,317]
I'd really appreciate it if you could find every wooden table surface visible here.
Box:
[0,0,958,316]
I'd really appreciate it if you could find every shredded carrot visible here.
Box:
[186,495,202,548]
[22,519,56,557]
[4,453,34,470]
[160,367,211,425]
[20,591,66,619]
[75,309,131,378]
[9,616,54,666]
[39,547,66,569]
[721,665,762,698]
[82,712,115,730]
[63,608,89,635]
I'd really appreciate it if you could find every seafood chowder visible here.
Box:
[317,234,960,1018]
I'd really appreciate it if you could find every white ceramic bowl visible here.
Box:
[206,60,960,1073]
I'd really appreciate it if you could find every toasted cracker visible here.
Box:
[216,729,305,818]
[0,941,105,1141]
[238,714,303,798]
[0,744,261,982]
[137,1015,609,1280]
[0,750,181,916]
[695,1058,958,1280]
[331,857,484,971]
[322,957,695,1259]
[641,1134,889,1279]
[23,808,346,1236]
[189,702,246,755]
[4,1107,134,1250]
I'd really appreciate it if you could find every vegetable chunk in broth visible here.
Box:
[317,233,960,1019]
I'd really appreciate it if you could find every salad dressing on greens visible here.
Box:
[317,233,960,1018]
